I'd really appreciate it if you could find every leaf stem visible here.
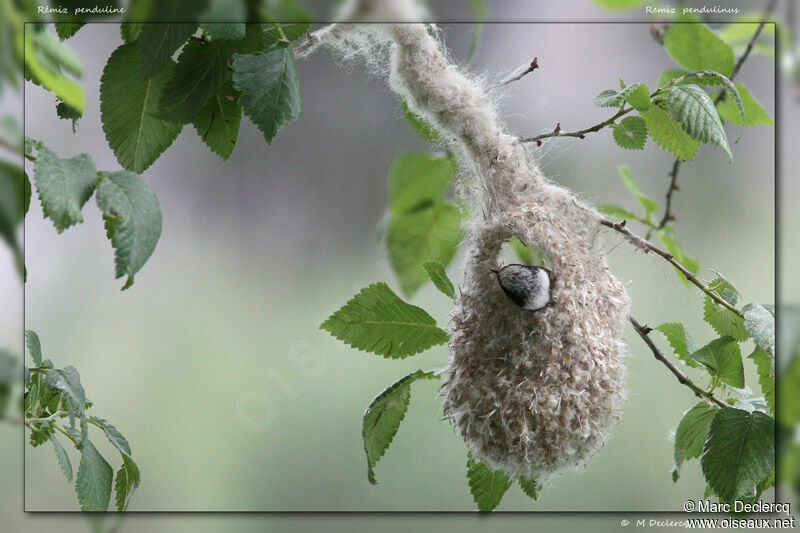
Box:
[600,219,743,317]
[25,409,67,425]
[629,316,727,408]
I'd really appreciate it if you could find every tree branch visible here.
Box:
[519,106,633,145]
[600,219,743,316]
[629,316,727,408]
[492,57,538,89]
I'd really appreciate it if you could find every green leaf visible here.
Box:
[707,270,740,306]
[742,303,775,355]
[641,104,700,161]
[749,347,774,415]
[30,427,53,447]
[158,39,234,125]
[701,407,774,502]
[663,23,735,77]
[666,84,731,160]
[76,439,114,511]
[33,146,97,233]
[657,226,700,285]
[467,453,512,512]
[362,369,436,484]
[689,336,744,388]
[55,100,81,131]
[191,82,241,160]
[612,116,647,150]
[100,43,183,173]
[680,71,745,131]
[703,296,748,342]
[717,83,772,127]
[657,69,691,89]
[44,366,86,428]
[55,22,86,41]
[401,99,439,143]
[201,23,246,40]
[594,83,648,108]
[518,476,541,500]
[320,282,449,359]
[232,47,302,144]
[90,416,132,456]
[120,23,143,43]
[596,204,639,221]
[0,161,25,253]
[389,153,454,214]
[114,454,140,511]
[388,203,462,298]
[617,165,658,216]
[673,402,717,480]
[95,171,163,290]
[25,330,42,366]
[24,30,84,113]
[422,260,455,300]
[655,322,701,368]
[135,23,197,79]
[51,435,73,482]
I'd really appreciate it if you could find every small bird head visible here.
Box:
[491,264,553,312]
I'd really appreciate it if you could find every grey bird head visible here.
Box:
[491,264,554,312]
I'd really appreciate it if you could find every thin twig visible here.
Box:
[492,57,539,89]
[629,316,727,408]
[519,106,633,145]
[25,409,67,425]
[657,159,681,229]
[600,219,743,316]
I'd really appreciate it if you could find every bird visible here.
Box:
[490,264,554,312]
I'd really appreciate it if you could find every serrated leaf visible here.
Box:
[717,83,772,127]
[657,227,700,285]
[114,454,140,511]
[51,435,73,482]
[422,260,455,300]
[679,71,745,132]
[707,271,740,305]
[657,69,692,89]
[320,283,448,358]
[663,23,735,76]
[101,43,183,173]
[120,23,143,43]
[55,100,81,131]
[135,23,197,78]
[158,39,234,125]
[362,369,436,484]
[689,336,744,388]
[518,476,541,500]
[612,116,647,150]
[44,366,86,418]
[467,453,512,512]
[232,47,301,144]
[673,402,717,480]
[191,82,241,160]
[33,146,97,233]
[617,165,658,216]
[29,427,52,447]
[90,416,132,456]
[743,303,775,355]
[76,439,113,511]
[655,322,701,368]
[594,83,647,108]
[666,84,731,160]
[749,347,774,415]
[596,204,639,221]
[389,153,454,214]
[201,23,246,40]
[388,202,463,298]
[641,105,700,161]
[55,23,86,41]
[95,171,162,290]
[25,330,42,366]
[703,296,748,341]
[701,407,774,502]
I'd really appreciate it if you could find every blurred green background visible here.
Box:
[0,0,792,530]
